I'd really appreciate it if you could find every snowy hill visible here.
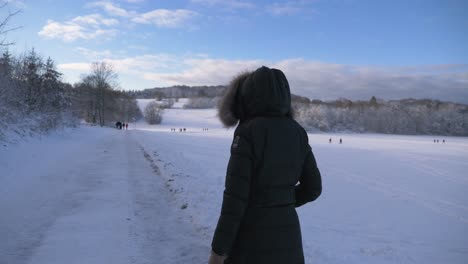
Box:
[1,101,467,264]
[136,98,226,132]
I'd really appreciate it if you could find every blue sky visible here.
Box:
[2,0,468,102]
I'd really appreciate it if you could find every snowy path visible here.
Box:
[0,127,207,264]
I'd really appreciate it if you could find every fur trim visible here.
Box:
[217,71,251,127]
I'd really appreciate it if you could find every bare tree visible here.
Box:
[0,1,21,47]
[89,61,118,126]
[73,64,143,127]
[144,101,163,125]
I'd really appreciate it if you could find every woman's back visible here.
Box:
[210,66,322,264]
[240,116,309,207]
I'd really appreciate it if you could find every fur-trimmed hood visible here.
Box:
[218,66,292,127]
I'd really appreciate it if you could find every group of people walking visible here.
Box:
[171,128,186,132]
[329,138,343,144]
[433,139,446,143]
[170,128,210,132]
[115,121,128,130]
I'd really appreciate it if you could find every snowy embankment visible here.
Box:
[1,99,467,264]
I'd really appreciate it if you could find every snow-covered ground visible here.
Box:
[1,101,467,264]
[0,126,206,264]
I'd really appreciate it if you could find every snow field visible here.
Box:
[133,104,468,264]
[1,100,467,264]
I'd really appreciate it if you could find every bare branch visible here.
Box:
[0,3,22,47]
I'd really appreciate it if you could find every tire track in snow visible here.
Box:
[127,134,208,264]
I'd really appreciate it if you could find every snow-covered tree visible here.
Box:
[144,101,163,125]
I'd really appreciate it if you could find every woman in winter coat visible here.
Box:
[209,66,322,264]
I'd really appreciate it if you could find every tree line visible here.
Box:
[292,96,468,136]
[0,49,73,140]
[148,83,467,136]
[0,49,142,141]
[127,85,225,99]
[177,91,468,136]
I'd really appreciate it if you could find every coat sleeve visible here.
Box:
[295,133,322,207]
[211,128,254,256]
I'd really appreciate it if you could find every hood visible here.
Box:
[218,66,292,127]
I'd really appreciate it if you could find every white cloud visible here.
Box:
[190,0,255,9]
[266,1,316,16]
[57,53,468,103]
[58,53,182,79]
[75,47,114,60]
[267,3,301,16]
[87,1,131,17]
[132,9,198,27]
[103,54,181,74]
[58,63,91,72]
[38,14,119,42]
[142,58,468,103]
[71,14,119,26]
[38,21,117,42]
[87,2,199,28]
[144,58,262,85]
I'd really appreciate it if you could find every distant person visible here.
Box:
[209,66,322,264]
[179,128,182,132]
[329,138,332,143]
[183,128,186,132]
[443,139,445,143]
[116,121,122,129]
[434,139,436,143]
[339,138,343,144]
[126,123,128,130]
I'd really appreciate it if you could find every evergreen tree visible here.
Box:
[22,48,43,110]
[0,49,12,76]
[41,57,64,111]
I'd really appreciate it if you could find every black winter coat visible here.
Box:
[212,66,322,264]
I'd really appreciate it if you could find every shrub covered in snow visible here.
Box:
[144,101,164,125]
[183,97,220,109]
[159,99,175,109]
